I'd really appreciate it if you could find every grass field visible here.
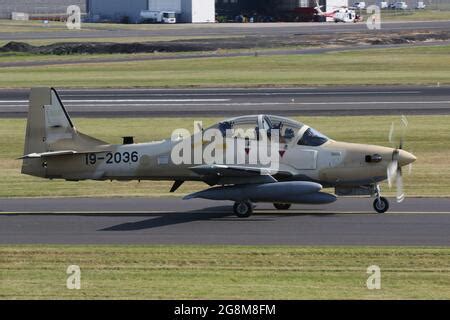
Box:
[1,45,450,88]
[0,115,449,198]
[0,51,183,63]
[381,9,450,21]
[0,245,448,299]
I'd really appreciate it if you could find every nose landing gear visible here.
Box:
[373,185,389,213]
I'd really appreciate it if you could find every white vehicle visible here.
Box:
[416,2,426,9]
[140,10,176,24]
[392,2,408,9]
[380,2,389,9]
[352,2,366,9]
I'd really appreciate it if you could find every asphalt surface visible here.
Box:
[1,85,449,117]
[2,21,450,40]
[0,197,449,245]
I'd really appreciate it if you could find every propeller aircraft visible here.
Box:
[20,88,416,217]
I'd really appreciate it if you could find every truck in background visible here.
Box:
[140,10,176,24]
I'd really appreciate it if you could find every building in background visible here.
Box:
[88,0,215,23]
[215,0,326,22]
[1,0,450,23]
[216,0,450,21]
[0,0,87,19]
[215,0,346,21]
[182,0,216,22]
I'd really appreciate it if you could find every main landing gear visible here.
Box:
[273,203,291,210]
[233,201,293,218]
[373,185,389,214]
[233,201,253,218]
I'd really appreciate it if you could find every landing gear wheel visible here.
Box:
[373,197,389,214]
[273,203,291,210]
[233,201,253,218]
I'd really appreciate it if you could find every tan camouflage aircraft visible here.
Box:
[20,87,416,217]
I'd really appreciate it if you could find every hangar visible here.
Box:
[0,0,446,23]
[89,0,216,23]
[0,0,216,23]
[215,0,345,22]
[0,0,354,23]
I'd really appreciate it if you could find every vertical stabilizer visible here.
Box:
[21,87,107,177]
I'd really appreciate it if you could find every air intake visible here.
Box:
[122,136,134,144]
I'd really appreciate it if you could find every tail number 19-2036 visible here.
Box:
[85,151,139,165]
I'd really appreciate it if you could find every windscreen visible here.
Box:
[297,128,329,147]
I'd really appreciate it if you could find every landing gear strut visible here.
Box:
[233,201,253,218]
[273,203,291,210]
[373,185,389,214]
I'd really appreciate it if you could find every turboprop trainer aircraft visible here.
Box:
[20,88,416,217]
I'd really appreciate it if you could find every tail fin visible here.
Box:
[314,0,324,14]
[21,87,107,176]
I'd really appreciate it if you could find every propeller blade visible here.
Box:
[401,115,408,128]
[396,166,405,203]
[386,116,409,203]
[399,115,408,149]
[387,160,397,188]
[388,122,395,144]
[408,163,413,175]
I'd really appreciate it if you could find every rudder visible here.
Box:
[21,87,107,177]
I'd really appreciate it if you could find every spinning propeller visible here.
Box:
[387,115,414,203]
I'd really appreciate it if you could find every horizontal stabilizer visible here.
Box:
[18,149,110,159]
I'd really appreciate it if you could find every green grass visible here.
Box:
[0,51,180,63]
[0,245,448,299]
[381,9,450,21]
[1,45,450,88]
[0,115,449,198]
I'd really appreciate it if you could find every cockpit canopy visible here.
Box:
[208,115,329,147]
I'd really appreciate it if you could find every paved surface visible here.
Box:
[1,85,450,117]
[0,197,449,245]
[1,21,450,40]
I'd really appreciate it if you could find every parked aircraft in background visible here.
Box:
[314,0,361,23]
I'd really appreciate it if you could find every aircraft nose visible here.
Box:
[398,150,417,166]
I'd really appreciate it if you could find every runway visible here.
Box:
[1,85,450,117]
[0,197,449,245]
[1,21,450,40]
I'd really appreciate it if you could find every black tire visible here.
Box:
[233,201,253,218]
[273,203,291,210]
[373,197,389,214]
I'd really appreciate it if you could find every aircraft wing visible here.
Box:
[189,164,293,185]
